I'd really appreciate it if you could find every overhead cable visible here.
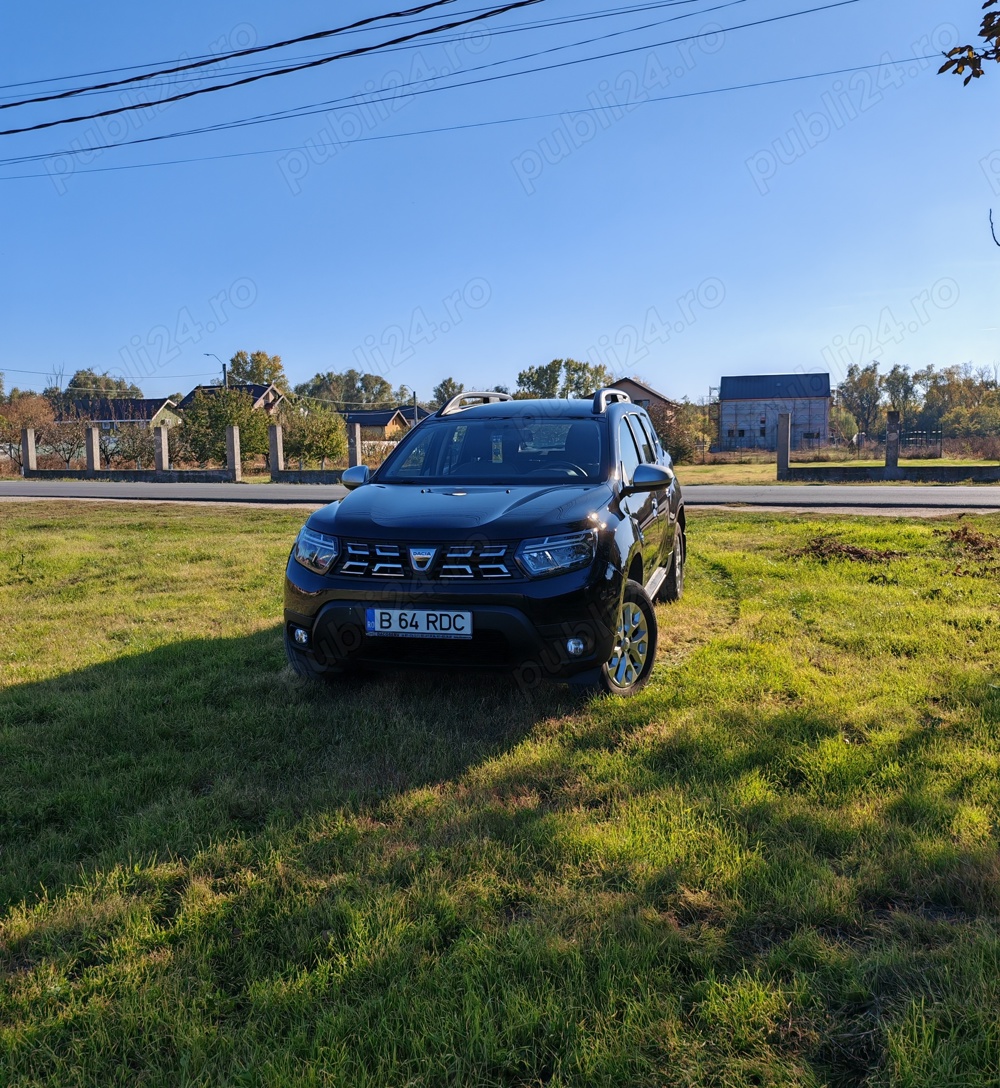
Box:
[0,56,916,182]
[0,0,547,137]
[0,0,467,110]
[0,0,854,166]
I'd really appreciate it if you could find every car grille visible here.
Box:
[338,541,514,579]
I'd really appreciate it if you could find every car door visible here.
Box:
[618,415,664,583]
[626,413,671,574]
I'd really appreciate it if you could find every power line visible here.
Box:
[0,55,918,182]
[0,0,736,165]
[0,0,548,137]
[0,2,507,93]
[0,0,856,170]
[0,0,467,110]
[0,0,709,106]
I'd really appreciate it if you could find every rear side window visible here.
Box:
[626,415,655,463]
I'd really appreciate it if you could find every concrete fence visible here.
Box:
[22,425,239,483]
[266,423,354,483]
[19,423,363,485]
[776,412,1000,483]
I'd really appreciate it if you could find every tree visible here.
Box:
[515,360,563,398]
[177,389,269,467]
[0,391,54,468]
[882,363,918,421]
[940,1,1000,83]
[343,370,394,410]
[829,404,858,445]
[229,350,289,393]
[559,359,614,398]
[45,369,143,416]
[940,403,1000,436]
[837,362,883,435]
[39,417,88,469]
[647,401,699,464]
[515,359,613,399]
[295,371,344,406]
[912,363,999,430]
[293,369,394,412]
[105,423,156,468]
[66,369,143,397]
[431,377,464,408]
[280,403,348,468]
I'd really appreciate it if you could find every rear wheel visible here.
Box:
[599,580,657,696]
[660,527,685,603]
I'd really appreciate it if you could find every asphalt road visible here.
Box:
[1,478,999,511]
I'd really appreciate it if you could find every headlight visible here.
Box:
[516,529,597,577]
[293,526,340,574]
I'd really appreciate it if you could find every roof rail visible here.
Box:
[437,391,513,416]
[592,388,631,414]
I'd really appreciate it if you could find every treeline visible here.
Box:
[1,351,706,468]
[0,362,351,471]
[836,362,1000,437]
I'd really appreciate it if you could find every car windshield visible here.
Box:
[376,417,606,484]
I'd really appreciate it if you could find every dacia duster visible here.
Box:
[283,389,685,696]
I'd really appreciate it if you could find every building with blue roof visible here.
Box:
[717,373,831,451]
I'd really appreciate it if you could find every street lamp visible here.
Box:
[204,353,228,388]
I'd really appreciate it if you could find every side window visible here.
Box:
[618,417,642,484]
[627,415,655,463]
[637,414,664,460]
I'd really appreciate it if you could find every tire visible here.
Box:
[284,629,339,685]
[598,580,657,696]
[659,526,685,603]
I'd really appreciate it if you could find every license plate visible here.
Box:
[365,608,473,639]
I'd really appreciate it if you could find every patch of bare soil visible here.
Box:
[937,524,1000,577]
[793,535,905,563]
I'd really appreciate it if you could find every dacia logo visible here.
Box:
[408,547,437,572]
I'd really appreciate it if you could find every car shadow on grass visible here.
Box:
[0,623,577,912]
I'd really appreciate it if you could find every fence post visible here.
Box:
[347,422,362,467]
[20,427,37,475]
[85,425,101,474]
[269,424,284,477]
[226,425,242,482]
[776,413,790,481]
[154,426,169,473]
[884,410,900,478]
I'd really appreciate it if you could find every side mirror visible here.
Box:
[623,462,674,495]
[341,465,371,490]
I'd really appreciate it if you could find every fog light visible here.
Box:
[566,638,585,657]
[293,628,309,646]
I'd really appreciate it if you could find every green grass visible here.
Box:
[2,502,1000,1086]
[678,460,1000,485]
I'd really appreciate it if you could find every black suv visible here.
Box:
[283,389,685,696]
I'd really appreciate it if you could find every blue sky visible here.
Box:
[1,0,996,405]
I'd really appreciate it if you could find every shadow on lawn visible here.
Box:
[4,627,1000,1086]
[0,624,569,911]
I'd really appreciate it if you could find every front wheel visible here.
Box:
[599,580,657,696]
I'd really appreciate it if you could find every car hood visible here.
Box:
[308,482,614,540]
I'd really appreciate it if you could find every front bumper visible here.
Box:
[284,556,622,680]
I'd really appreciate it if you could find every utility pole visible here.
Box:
[204,353,228,389]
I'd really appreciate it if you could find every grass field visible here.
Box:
[2,501,1000,1086]
[678,461,1000,485]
